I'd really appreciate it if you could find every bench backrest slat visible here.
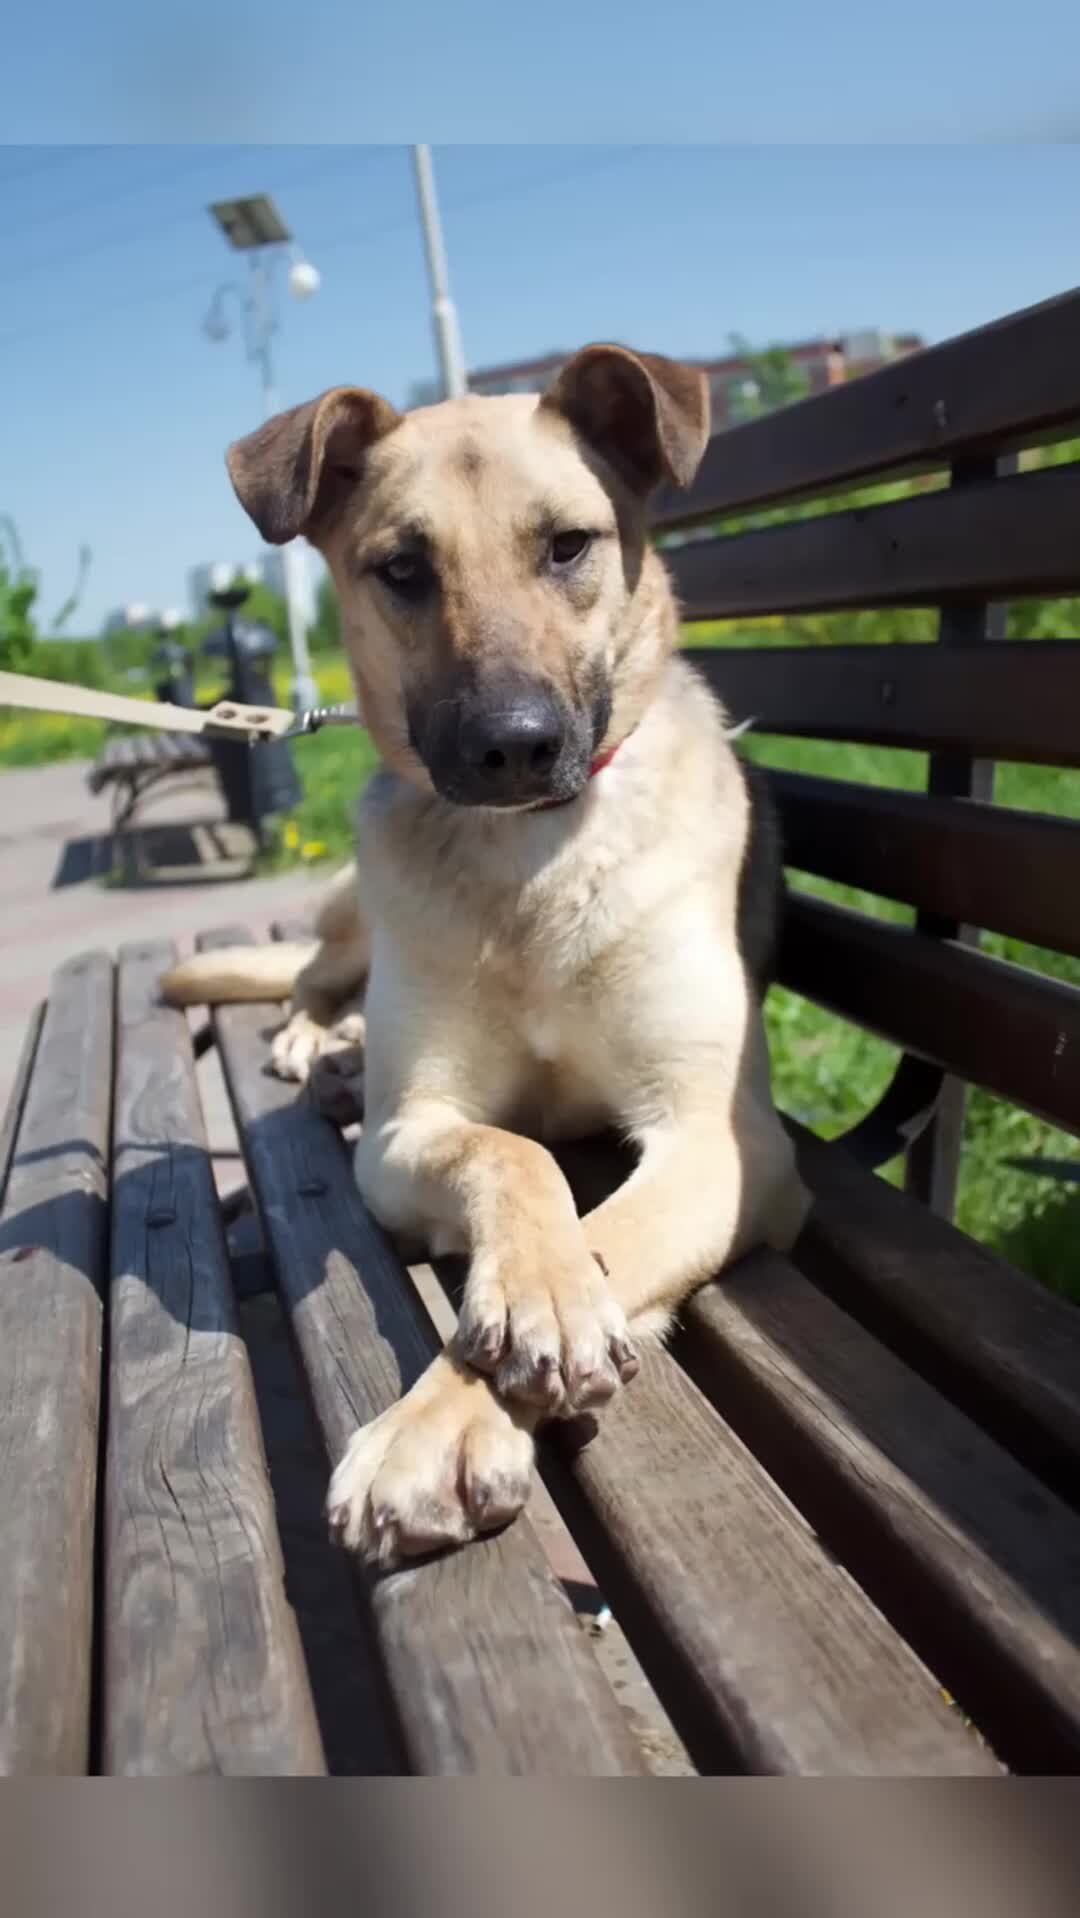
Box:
[653,285,1080,524]
[783,896,1080,1137]
[667,461,1080,620]
[689,642,1080,769]
[771,772,1080,961]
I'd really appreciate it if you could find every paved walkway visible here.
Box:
[0,758,325,1111]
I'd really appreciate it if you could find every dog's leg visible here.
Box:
[271,865,371,1084]
[356,1104,639,1411]
[329,1104,643,1563]
[327,1097,806,1566]
[582,1104,810,1343]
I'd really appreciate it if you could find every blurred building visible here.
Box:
[101,603,155,636]
[465,329,925,426]
[187,550,319,626]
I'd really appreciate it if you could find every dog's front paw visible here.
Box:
[270,1005,366,1087]
[457,1239,639,1415]
[307,1038,366,1125]
[327,1353,534,1567]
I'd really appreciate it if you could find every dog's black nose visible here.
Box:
[456,692,566,801]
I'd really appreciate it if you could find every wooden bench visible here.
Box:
[3,287,1080,1774]
[87,729,213,833]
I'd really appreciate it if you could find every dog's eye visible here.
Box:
[375,552,430,597]
[550,529,591,567]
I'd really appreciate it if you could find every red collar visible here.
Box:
[587,744,620,778]
[536,739,622,811]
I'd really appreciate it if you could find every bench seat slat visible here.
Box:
[680,1249,1080,1772]
[651,285,1080,524]
[200,928,644,1777]
[0,1002,44,1204]
[779,895,1080,1137]
[791,1127,1080,1506]
[541,1338,997,1774]
[0,952,112,1773]
[103,940,326,1776]
[769,772,1080,960]
[686,641,1080,771]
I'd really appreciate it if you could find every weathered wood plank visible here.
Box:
[651,284,1080,523]
[0,1002,44,1205]
[201,927,644,1777]
[770,773,1080,961]
[0,953,111,1773]
[779,894,1080,1136]
[665,464,1080,619]
[793,1126,1080,1507]
[680,1250,1080,1772]
[686,641,1080,770]
[541,1340,997,1775]
[103,940,325,1775]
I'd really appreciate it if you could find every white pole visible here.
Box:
[248,253,317,711]
[412,145,467,400]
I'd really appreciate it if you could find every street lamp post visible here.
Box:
[204,193,321,711]
[411,147,467,401]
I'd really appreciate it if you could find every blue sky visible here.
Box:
[7,5,1080,144]
[3,143,1080,631]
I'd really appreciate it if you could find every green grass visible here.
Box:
[736,728,1080,1300]
[0,709,113,766]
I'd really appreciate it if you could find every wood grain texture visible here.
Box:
[651,284,1080,523]
[793,1127,1080,1507]
[103,940,325,1775]
[0,1002,44,1205]
[680,1251,1080,1772]
[541,1339,997,1775]
[770,772,1080,962]
[685,641,1080,770]
[0,953,112,1773]
[779,895,1080,1136]
[665,464,1080,620]
[201,928,644,1777]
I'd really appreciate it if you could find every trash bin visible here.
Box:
[201,587,301,840]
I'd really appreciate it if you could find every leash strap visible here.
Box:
[0,670,298,742]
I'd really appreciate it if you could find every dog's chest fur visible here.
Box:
[357,659,754,1132]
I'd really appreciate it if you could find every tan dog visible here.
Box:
[163,345,810,1566]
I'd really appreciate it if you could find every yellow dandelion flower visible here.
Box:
[301,839,327,860]
[282,821,300,850]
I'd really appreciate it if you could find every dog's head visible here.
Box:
[227,346,709,810]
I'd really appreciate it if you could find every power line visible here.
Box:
[307,146,647,262]
[0,148,84,187]
[0,144,390,262]
[4,148,383,287]
[0,149,224,246]
[0,148,647,354]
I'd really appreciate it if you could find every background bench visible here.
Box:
[87,730,213,833]
[1,287,1079,1774]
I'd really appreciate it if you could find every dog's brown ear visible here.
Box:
[541,345,710,493]
[226,386,401,545]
